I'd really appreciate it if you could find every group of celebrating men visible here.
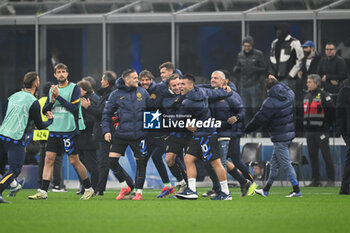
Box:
[1,22,350,204]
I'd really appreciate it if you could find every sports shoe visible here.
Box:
[0,195,11,204]
[202,189,219,197]
[8,179,24,197]
[177,183,188,193]
[176,188,198,200]
[307,180,321,187]
[247,182,257,196]
[52,186,67,193]
[240,180,252,197]
[285,191,302,197]
[80,188,94,200]
[325,180,335,187]
[76,189,85,195]
[210,191,232,200]
[169,182,188,199]
[132,193,143,200]
[28,189,48,200]
[116,187,131,200]
[255,189,268,197]
[157,186,175,198]
[122,192,136,200]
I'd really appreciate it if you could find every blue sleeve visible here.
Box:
[101,91,118,135]
[227,94,245,121]
[42,95,53,115]
[245,99,275,133]
[200,87,231,100]
[56,85,81,116]
[196,84,211,88]
[29,101,53,129]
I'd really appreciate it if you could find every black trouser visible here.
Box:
[341,135,350,191]
[38,141,64,188]
[146,137,170,184]
[306,131,335,181]
[79,150,99,190]
[96,141,110,192]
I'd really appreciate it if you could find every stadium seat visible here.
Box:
[241,142,264,184]
[241,142,262,167]
[289,141,306,186]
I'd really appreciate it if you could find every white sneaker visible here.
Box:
[80,188,94,200]
[28,189,48,200]
[254,189,268,197]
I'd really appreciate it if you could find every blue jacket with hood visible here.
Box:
[245,82,295,142]
[102,77,150,140]
[202,82,245,138]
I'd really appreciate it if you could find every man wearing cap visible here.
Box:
[233,35,266,126]
[298,40,322,90]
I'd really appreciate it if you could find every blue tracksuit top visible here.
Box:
[102,77,150,140]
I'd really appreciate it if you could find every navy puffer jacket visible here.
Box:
[245,82,295,142]
[146,80,166,109]
[209,82,245,138]
[176,87,216,137]
[102,77,150,140]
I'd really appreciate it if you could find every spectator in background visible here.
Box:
[253,162,265,181]
[337,38,350,73]
[317,42,348,95]
[336,77,350,195]
[268,23,304,136]
[82,71,117,196]
[233,35,266,127]
[303,74,335,187]
[268,23,304,90]
[77,80,99,194]
[298,40,322,90]
[82,76,100,100]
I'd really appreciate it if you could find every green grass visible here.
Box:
[1,187,349,233]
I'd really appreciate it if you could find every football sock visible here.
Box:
[264,183,272,192]
[135,159,147,190]
[293,185,300,193]
[10,179,18,188]
[164,182,172,188]
[82,178,92,189]
[120,181,128,189]
[228,167,247,186]
[41,180,50,192]
[220,180,229,195]
[188,178,196,192]
[169,163,184,182]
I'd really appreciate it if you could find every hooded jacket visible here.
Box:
[101,77,150,140]
[245,82,295,142]
[175,87,215,137]
[269,24,304,81]
[199,83,245,137]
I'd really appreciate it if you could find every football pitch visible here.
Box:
[1,187,349,233]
